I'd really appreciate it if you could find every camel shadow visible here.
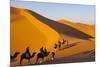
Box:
[59,42,80,50]
[82,49,95,57]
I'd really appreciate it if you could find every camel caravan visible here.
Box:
[10,39,68,65]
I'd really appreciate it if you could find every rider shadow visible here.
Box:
[59,42,80,50]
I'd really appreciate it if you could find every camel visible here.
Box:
[51,52,55,60]
[10,52,20,61]
[62,39,66,45]
[58,41,62,48]
[36,48,50,64]
[20,47,36,64]
[54,43,58,49]
[58,44,61,48]
[20,51,36,64]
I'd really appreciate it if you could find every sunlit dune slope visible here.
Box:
[57,20,95,37]
[11,7,60,54]
[27,10,94,40]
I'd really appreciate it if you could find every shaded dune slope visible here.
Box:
[58,19,95,37]
[27,10,94,40]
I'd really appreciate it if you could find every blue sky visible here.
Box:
[11,1,95,24]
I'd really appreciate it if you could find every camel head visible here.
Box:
[15,52,20,55]
[11,52,20,59]
[46,52,50,56]
[31,52,36,57]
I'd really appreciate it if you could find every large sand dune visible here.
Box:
[11,7,60,54]
[27,9,94,40]
[10,7,95,66]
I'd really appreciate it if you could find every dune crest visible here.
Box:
[27,9,94,40]
[57,19,95,37]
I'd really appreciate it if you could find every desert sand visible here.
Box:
[10,7,95,66]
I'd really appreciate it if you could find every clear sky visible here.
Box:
[11,1,95,24]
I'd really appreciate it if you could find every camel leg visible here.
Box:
[40,57,44,64]
[51,56,54,60]
[28,59,30,64]
[36,58,39,64]
[20,57,23,65]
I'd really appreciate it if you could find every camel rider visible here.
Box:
[25,47,31,57]
[40,47,45,55]
[44,48,47,53]
[58,41,61,48]
[58,41,61,45]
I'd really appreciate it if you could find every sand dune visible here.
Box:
[11,7,95,66]
[11,7,60,54]
[58,19,95,37]
[27,9,94,40]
